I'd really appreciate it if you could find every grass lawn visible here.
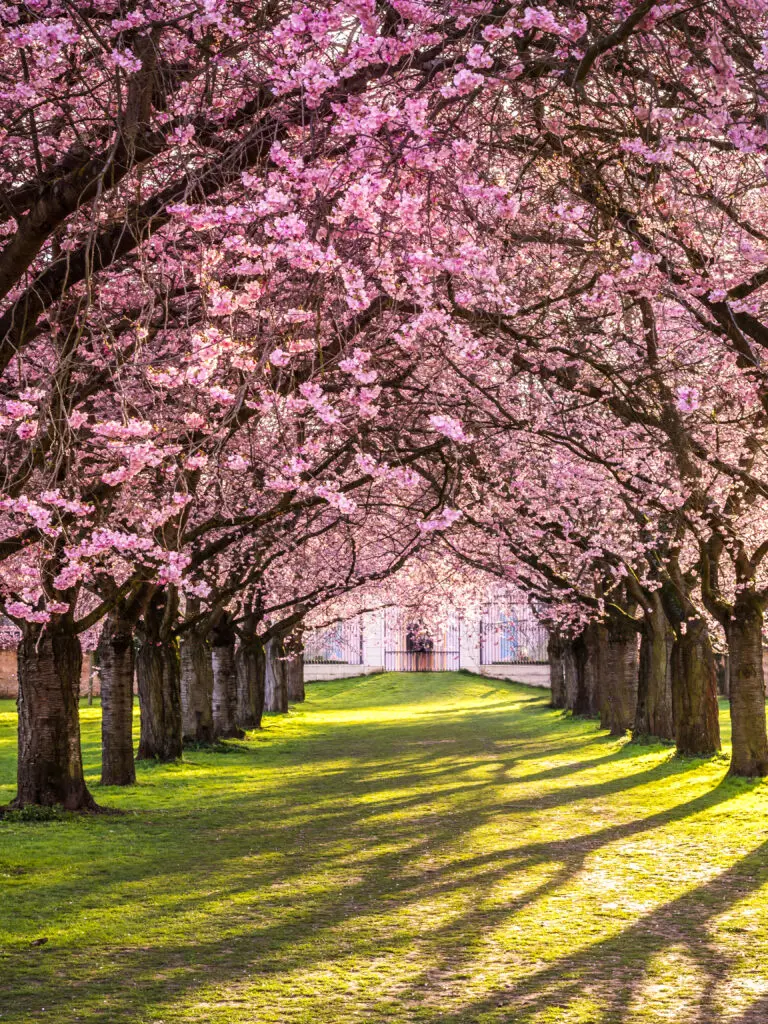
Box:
[1,672,767,1023]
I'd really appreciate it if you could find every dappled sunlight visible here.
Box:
[2,674,768,1023]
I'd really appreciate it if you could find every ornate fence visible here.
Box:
[303,617,364,665]
[384,649,460,672]
[479,604,548,665]
[384,612,460,672]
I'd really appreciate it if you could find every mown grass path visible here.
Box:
[1,672,767,1023]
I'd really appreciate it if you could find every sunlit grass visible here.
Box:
[0,673,767,1023]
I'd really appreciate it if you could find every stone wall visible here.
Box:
[479,664,550,688]
[0,651,97,700]
[304,663,384,681]
[0,649,17,699]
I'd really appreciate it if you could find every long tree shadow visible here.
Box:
[4,772,748,1024]
[373,782,768,1024]
[0,677,749,1023]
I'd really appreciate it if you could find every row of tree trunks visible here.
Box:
[135,592,183,762]
[551,600,721,759]
[10,600,308,807]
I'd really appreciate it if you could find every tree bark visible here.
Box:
[211,614,244,739]
[548,631,566,709]
[285,652,305,702]
[562,638,579,711]
[602,615,639,736]
[582,622,604,718]
[264,636,288,713]
[634,592,674,741]
[235,636,265,730]
[136,594,182,761]
[14,621,96,810]
[98,609,136,786]
[714,654,730,698]
[671,617,721,757]
[726,594,768,777]
[572,630,593,716]
[180,614,214,744]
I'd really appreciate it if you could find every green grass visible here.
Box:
[0,673,767,1023]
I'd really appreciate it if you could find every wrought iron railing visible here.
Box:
[303,618,364,665]
[384,649,459,672]
[480,604,548,665]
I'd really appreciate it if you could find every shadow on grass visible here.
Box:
[378,788,768,1024]
[0,674,755,1023]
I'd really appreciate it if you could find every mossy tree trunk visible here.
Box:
[14,620,96,810]
[98,608,136,786]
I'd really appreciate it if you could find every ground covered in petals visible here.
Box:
[1,673,767,1024]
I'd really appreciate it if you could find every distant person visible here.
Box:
[423,632,435,671]
[405,622,417,670]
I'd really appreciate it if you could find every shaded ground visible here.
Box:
[1,672,767,1023]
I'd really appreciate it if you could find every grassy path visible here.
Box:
[1,672,767,1023]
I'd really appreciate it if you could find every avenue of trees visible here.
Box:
[3,0,768,809]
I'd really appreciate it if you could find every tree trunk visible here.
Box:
[714,654,730,698]
[634,593,674,741]
[572,630,592,716]
[671,617,721,757]
[602,616,639,736]
[286,653,305,702]
[136,595,182,761]
[548,631,566,709]
[585,618,606,716]
[726,594,768,777]
[562,638,579,711]
[211,614,244,739]
[235,638,265,730]
[264,636,288,713]
[180,625,214,744]
[14,621,96,810]
[98,609,136,786]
